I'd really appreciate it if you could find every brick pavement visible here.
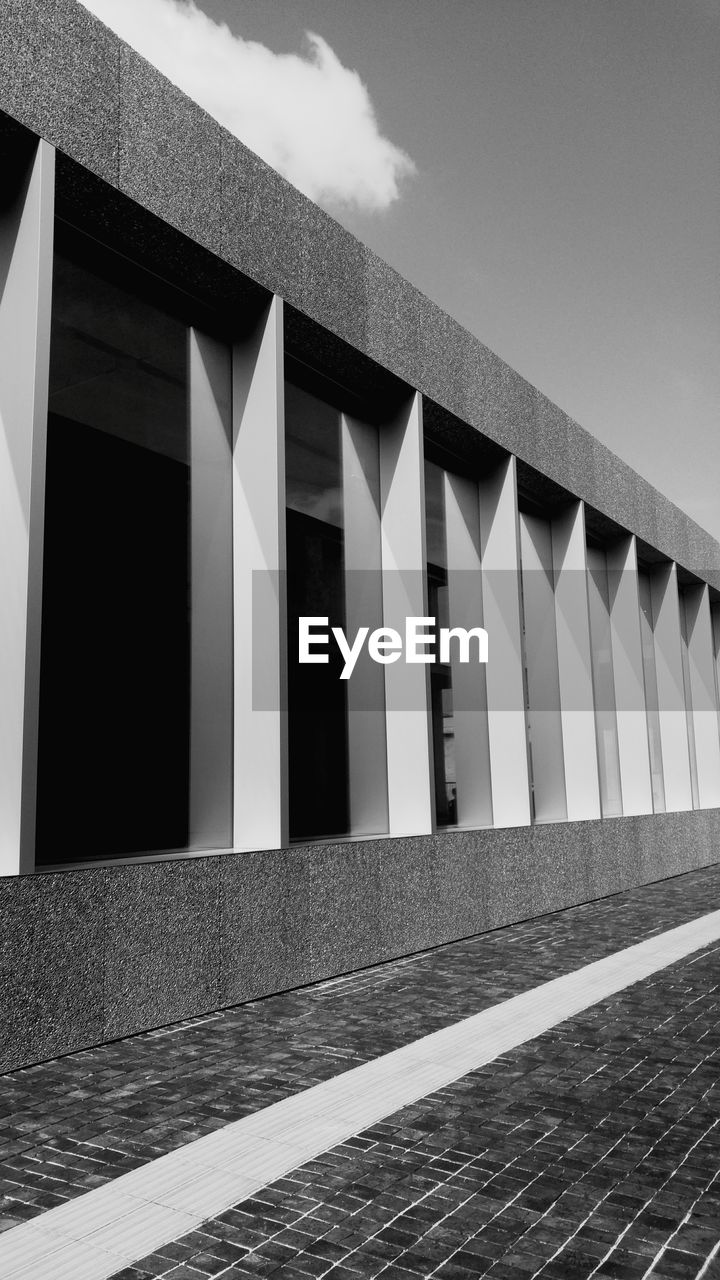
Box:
[1,862,719,1275]
[109,937,720,1280]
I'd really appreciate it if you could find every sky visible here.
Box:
[81,0,720,548]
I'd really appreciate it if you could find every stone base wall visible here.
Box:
[2,811,719,1072]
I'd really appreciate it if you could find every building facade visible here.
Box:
[1,0,720,1072]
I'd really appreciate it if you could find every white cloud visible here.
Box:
[79,0,415,211]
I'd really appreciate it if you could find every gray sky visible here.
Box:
[87,0,720,545]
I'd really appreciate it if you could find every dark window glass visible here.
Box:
[285,382,349,840]
[36,249,189,861]
[425,460,456,827]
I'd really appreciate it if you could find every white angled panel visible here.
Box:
[443,471,492,828]
[379,393,433,836]
[478,456,531,828]
[0,140,54,875]
[552,502,601,820]
[650,562,693,813]
[341,415,388,835]
[232,297,287,850]
[606,535,653,816]
[188,331,233,849]
[682,583,720,808]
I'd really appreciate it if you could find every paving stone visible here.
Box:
[110,926,719,1280]
[2,865,720,1278]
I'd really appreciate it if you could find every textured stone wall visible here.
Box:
[2,812,719,1072]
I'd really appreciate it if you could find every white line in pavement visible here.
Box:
[2,907,720,1280]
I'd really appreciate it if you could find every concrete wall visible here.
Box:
[2,812,719,1072]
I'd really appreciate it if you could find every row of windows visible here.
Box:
[425,463,720,831]
[34,231,720,865]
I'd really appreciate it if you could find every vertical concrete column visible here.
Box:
[606,535,653,815]
[519,512,566,822]
[341,415,388,835]
[443,471,492,827]
[232,297,288,850]
[0,140,54,875]
[681,583,720,808]
[188,331,233,849]
[478,456,531,828]
[650,562,693,813]
[379,393,434,835]
[552,502,601,820]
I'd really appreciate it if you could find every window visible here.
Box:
[586,544,623,816]
[423,455,492,829]
[518,511,566,823]
[285,380,388,840]
[36,232,232,862]
[637,569,666,812]
[425,461,456,826]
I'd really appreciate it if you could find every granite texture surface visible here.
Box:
[0,0,119,185]
[103,858,222,1040]
[118,46,223,257]
[0,0,718,582]
[298,204,370,357]
[2,813,719,1072]
[220,134,307,304]
[365,251,424,391]
[0,869,107,1071]
[219,847,315,1007]
[417,302,477,427]
[54,154,267,342]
